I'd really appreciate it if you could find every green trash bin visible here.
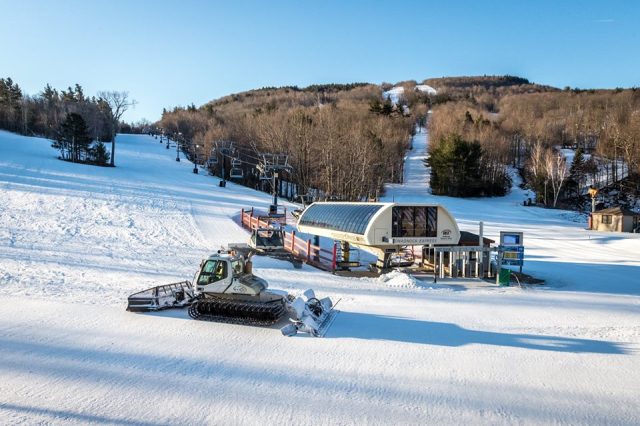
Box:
[498,268,511,286]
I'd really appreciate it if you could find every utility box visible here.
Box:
[498,268,511,286]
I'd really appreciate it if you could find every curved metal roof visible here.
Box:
[298,203,384,235]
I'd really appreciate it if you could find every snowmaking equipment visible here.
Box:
[126,248,336,337]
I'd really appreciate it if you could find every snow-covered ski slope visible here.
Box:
[383,124,640,295]
[1,130,639,425]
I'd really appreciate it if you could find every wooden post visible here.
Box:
[241,208,245,227]
[476,251,480,278]
[332,242,337,272]
[478,221,484,277]
[307,239,311,262]
[463,252,467,278]
[290,231,296,253]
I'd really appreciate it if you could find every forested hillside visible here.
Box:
[426,76,640,208]
[0,77,134,166]
[158,84,427,200]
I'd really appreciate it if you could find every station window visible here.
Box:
[602,215,612,225]
[392,206,437,238]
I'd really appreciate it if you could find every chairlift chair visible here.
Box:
[230,167,244,179]
[249,227,285,251]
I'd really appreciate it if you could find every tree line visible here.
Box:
[158,84,424,200]
[427,76,640,207]
[0,77,134,166]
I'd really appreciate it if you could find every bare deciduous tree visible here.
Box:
[544,148,568,207]
[98,91,136,166]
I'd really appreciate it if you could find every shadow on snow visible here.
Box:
[328,312,629,354]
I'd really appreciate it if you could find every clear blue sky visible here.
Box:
[1,0,638,122]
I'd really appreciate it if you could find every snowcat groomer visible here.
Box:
[126,249,336,337]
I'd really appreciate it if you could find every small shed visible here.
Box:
[458,231,495,247]
[591,207,640,233]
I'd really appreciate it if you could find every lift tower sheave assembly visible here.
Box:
[257,153,292,218]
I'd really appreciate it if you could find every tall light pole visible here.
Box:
[193,144,200,174]
[588,187,598,213]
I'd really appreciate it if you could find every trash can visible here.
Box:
[498,268,511,286]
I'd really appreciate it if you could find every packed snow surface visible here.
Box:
[384,85,437,105]
[1,130,639,425]
[383,86,405,105]
[416,84,437,95]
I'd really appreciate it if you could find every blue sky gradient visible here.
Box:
[1,0,638,121]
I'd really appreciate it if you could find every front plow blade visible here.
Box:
[127,281,195,312]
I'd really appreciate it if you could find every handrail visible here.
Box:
[240,208,336,272]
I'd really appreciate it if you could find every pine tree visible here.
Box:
[52,113,92,162]
[381,97,393,115]
[369,99,382,113]
[429,134,489,197]
[569,148,586,195]
[570,148,585,178]
[91,141,110,165]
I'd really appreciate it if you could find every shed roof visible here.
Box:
[458,231,495,246]
[593,206,639,216]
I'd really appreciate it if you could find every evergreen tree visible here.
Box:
[429,134,509,197]
[369,99,382,113]
[569,148,586,196]
[91,141,110,165]
[569,148,585,180]
[52,113,92,162]
[381,97,393,115]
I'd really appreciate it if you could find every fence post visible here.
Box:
[332,242,337,273]
[290,231,296,253]
[241,208,244,228]
[306,239,311,262]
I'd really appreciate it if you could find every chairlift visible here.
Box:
[230,167,244,179]
[207,156,218,167]
[249,227,285,252]
[232,158,242,167]
[259,172,273,181]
